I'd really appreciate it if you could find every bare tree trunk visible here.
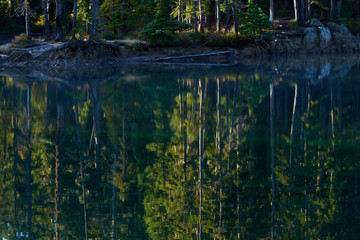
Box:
[55,0,63,40]
[293,0,298,22]
[73,91,88,240]
[306,0,311,20]
[178,0,182,21]
[336,0,341,21]
[25,0,30,36]
[72,0,78,39]
[330,0,335,21]
[270,83,275,240]
[225,0,230,31]
[233,0,239,35]
[43,0,50,39]
[198,0,204,32]
[301,0,305,22]
[270,0,274,22]
[90,0,99,39]
[216,0,221,32]
[193,0,198,32]
[198,79,203,240]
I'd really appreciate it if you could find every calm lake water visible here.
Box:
[0,56,360,239]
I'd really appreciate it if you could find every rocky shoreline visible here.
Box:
[0,19,359,67]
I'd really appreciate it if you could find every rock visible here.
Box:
[0,54,8,59]
[339,24,352,38]
[0,43,14,55]
[302,27,319,49]
[319,27,332,48]
[307,18,325,28]
[319,63,331,79]
[326,22,342,32]
[7,49,33,62]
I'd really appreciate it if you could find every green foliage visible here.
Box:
[290,18,299,29]
[238,1,272,38]
[11,33,32,47]
[310,0,329,10]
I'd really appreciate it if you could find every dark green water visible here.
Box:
[1,56,360,239]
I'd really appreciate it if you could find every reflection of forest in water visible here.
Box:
[0,57,360,240]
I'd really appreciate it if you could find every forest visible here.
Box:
[0,63,360,239]
[1,0,360,44]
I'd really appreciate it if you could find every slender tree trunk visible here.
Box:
[293,0,298,22]
[301,0,305,22]
[193,0,198,32]
[199,0,204,32]
[216,0,221,32]
[270,0,274,22]
[198,79,203,240]
[225,0,229,31]
[25,0,30,36]
[43,0,50,39]
[306,0,311,20]
[90,0,99,39]
[270,83,275,240]
[72,0,78,39]
[25,85,32,238]
[336,0,341,21]
[233,0,239,35]
[55,0,63,40]
[178,0,182,21]
[73,91,88,240]
[330,0,335,21]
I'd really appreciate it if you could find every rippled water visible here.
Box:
[0,56,360,239]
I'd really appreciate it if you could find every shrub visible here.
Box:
[238,1,272,38]
[11,34,31,47]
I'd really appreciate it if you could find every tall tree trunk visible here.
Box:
[55,0,63,40]
[193,0,198,32]
[330,0,335,21]
[73,91,88,240]
[198,0,204,32]
[25,85,32,238]
[233,0,239,35]
[336,0,341,21]
[90,0,99,39]
[25,0,30,36]
[270,83,275,240]
[72,0,78,38]
[270,0,274,22]
[293,0,298,22]
[43,0,50,39]
[217,78,223,236]
[216,0,221,32]
[198,79,203,240]
[301,0,305,22]
[178,0,182,21]
[225,0,229,31]
[306,0,311,20]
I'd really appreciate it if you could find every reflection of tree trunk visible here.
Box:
[198,79,203,240]
[355,173,358,223]
[112,139,118,240]
[25,85,32,238]
[90,85,101,178]
[122,86,127,179]
[237,79,243,240]
[217,78,223,235]
[270,83,275,240]
[330,79,335,138]
[55,83,64,240]
[226,80,230,170]
[304,82,311,240]
[73,91,88,240]
[182,81,188,228]
[337,80,342,131]
[289,84,299,207]
[229,79,237,171]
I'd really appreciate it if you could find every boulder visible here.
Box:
[302,27,319,49]
[339,24,352,38]
[0,43,14,55]
[7,49,33,62]
[318,27,332,48]
[326,22,342,32]
[307,18,325,28]
[332,32,345,44]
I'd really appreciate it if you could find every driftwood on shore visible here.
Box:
[154,51,234,62]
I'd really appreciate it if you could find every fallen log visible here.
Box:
[154,51,234,62]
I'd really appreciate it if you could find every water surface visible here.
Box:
[0,56,360,239]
